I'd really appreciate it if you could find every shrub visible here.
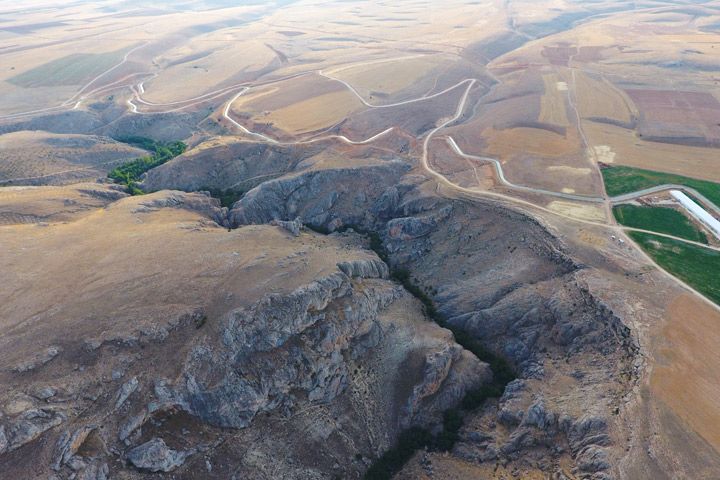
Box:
[107,138,187,195]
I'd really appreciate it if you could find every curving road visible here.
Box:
[0,43,149,121]
[1,44,718,309]
[445,137,605,203]
[611,185,720,215]
[221,88,396,145]
[220,69,477,146]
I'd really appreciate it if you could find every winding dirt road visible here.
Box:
[2,45,717,310]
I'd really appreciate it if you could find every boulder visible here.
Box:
[126,438,191,473]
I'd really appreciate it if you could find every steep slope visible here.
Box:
[228,167,638,478]
[0,189,488,479]
[0,131,146,186]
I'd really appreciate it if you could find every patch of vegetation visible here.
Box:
[304,223,332,235]
[200,187,245,208]
[363,427,433,480]
[613,204,708,244]
[601,165,720,208]
[629,231,720,305]
[108,137,186,195]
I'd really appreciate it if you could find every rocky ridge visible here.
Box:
[226,164,639,478]
[0,191,490,479]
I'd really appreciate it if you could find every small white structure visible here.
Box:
[670,190,720,240]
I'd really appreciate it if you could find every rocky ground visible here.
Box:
[0,145,643,479]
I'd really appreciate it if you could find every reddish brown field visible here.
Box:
[541,44,577,66]
[626,89,720,124]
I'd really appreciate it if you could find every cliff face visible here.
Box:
[142,140,328,193]
[0,190,490,479]
[227,161,410,229]
[0,148,638,480]
[228,167,639,478]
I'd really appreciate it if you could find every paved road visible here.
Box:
[611,184,720,215]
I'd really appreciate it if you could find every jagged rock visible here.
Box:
[6,408,65,452]
[498,406,524,427]
[67,456,87,471]
[77,186,127,202]
[157,271,404,428]
[12,346,62,373]
[386,206,452,241]
[404,346,458,425]
[502,379,526,399]
[76,462,108,480]
[501,428,536,455]
[228,162,409,229]
[142,140,325,193]
[52,426,95,471]
[0,425,7,454]
[115,377,139,410]
[467,430,494,444]
[222,272,355,353]
[523,399,556,432]
[576,445,611,473]
[565,415,611,452]
[337,258,389,279]
[0,166,639,479]
[132,191,225,224]
[118,410,148,442]
[271,217,303,236]
[126,438,191,473]
[33,387,57,401]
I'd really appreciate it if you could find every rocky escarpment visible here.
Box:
[227,161,410,229]
[60,265,487,479]
[229,166,639,478]
[0,192,490,479]
[142,140,328,193]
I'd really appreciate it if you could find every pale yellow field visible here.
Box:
[539,73,570,127]
[259,90,364,135]
[652,293,720,454]
[547,200,607,222]
[574,72,634,124]
[326,55,452,100]
[583,121,720,182]
[230,74,365,136]
[484,126,580,158]
[141,39,277,104]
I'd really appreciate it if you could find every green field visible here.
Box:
[613,204,708,244]
[630,231,720,305]
[602,166,720,208]
[8,48,129,88]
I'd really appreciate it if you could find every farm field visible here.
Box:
[7,48,131,88]
[630,231,720,306]
[613,204,708,244]
[325,55,455,102]
[582,121,720,183]
[602,165,720,207]
[573,72,634,126]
